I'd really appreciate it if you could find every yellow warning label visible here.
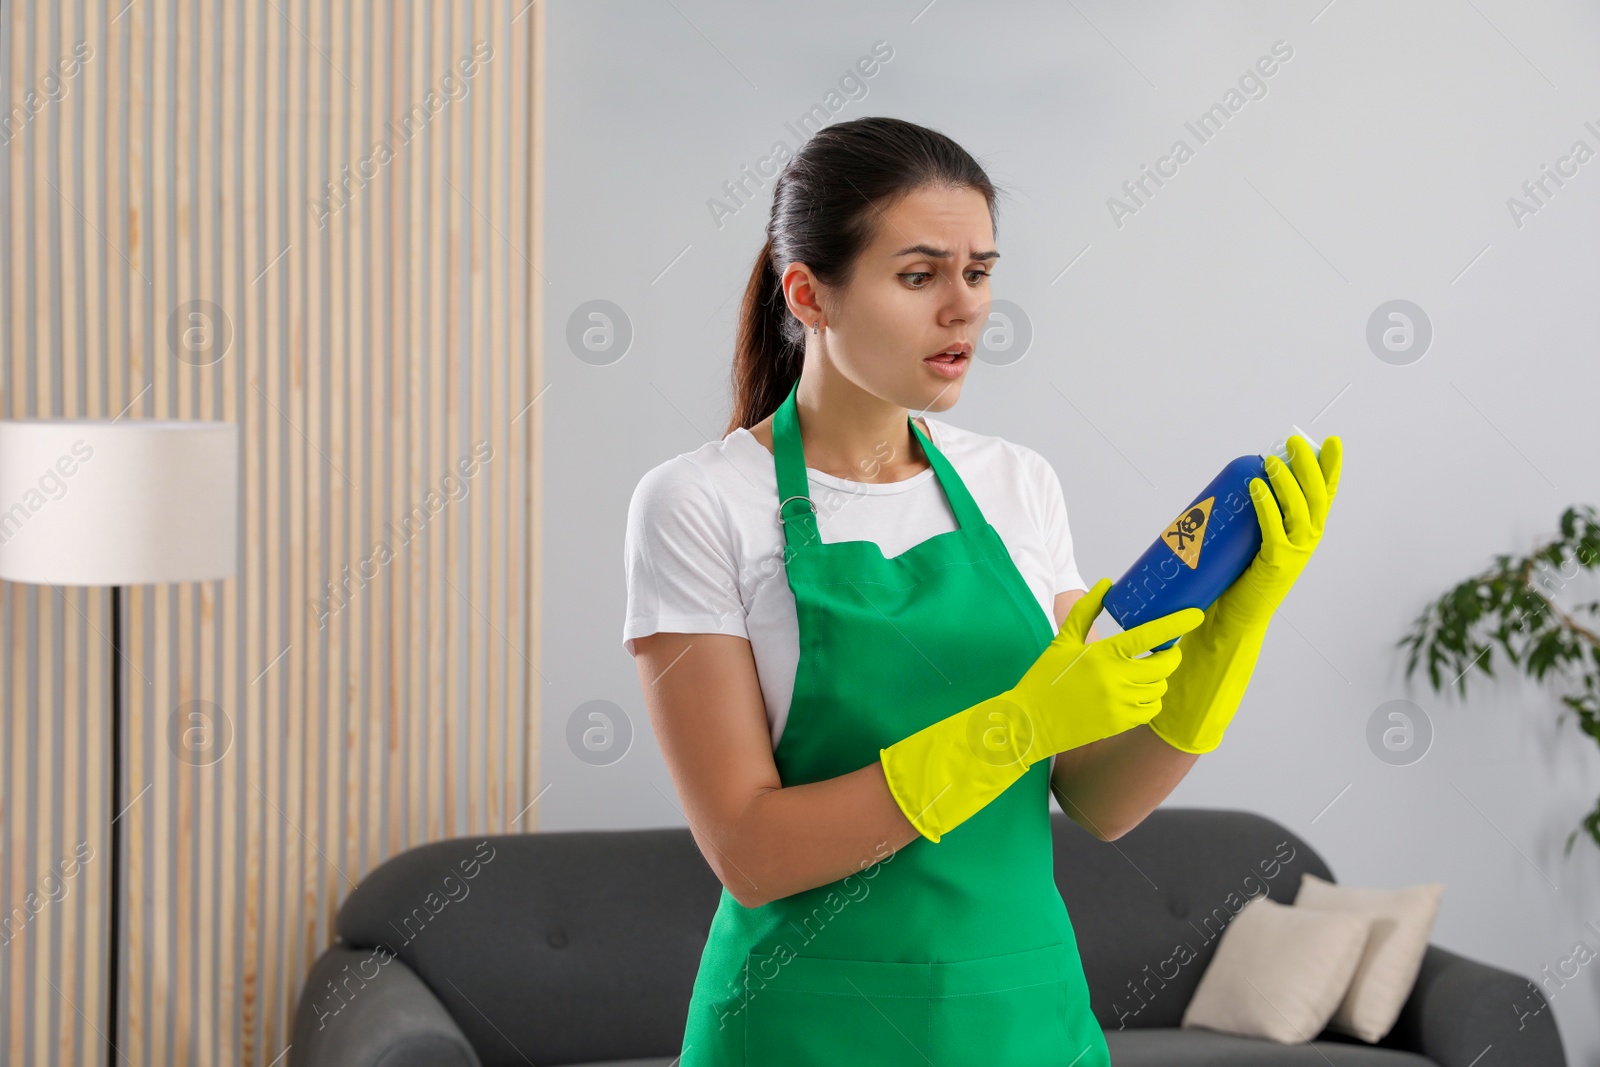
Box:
[1161,496,1214,570]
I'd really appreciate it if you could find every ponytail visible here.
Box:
[726,235,803,435]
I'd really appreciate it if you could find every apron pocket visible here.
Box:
[743,951,934,1067]
[741,942,1096,1067]
[928,941,1086,1064]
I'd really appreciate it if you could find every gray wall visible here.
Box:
[542,2,1600,1060]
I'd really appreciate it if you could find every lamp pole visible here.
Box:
[107,584,123,1067]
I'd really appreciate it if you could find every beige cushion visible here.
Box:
[1182,894,1371,1044]
[1293,872,1444,1042]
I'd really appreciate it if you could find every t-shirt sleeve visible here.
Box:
[622,457,748,656]
[1033,450,1088,595]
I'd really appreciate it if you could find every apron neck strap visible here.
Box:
[771,378,984,549]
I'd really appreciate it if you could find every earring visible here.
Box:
[812,321,820,335]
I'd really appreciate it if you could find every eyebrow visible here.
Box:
[892,244,1001,262]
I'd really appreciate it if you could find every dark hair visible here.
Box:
[724,116,1001,435]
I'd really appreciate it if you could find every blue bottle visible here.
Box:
[1103,427,1322,651]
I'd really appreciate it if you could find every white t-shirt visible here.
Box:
[621,417,1089,751]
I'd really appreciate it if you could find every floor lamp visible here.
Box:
[0,419,239,1065]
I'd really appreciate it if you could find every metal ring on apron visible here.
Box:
[775,494,817,524]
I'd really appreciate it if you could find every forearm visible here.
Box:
[716,761,922,909]
[1049,725,1198,840]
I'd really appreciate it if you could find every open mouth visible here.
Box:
[925,344,972,375]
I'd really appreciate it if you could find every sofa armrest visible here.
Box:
[1380,943,1566,1067]
[289,945,483,1067]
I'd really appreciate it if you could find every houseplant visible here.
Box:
[1398,504,1600,853]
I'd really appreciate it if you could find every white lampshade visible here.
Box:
[0,419,238,586]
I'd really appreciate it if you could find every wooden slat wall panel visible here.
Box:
[0,3,543,1063]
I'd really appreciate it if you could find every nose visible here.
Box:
[943,283,989,330]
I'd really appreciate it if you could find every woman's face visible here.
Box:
[801,183,996,414]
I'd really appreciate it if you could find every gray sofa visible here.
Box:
[289,808,1566,1066]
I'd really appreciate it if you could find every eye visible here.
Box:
[899,269,992,289]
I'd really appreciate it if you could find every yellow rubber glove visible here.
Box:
[1148,434,1344,754]
[880,578,1204,842]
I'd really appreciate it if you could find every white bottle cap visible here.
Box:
[1267,425,1322,461]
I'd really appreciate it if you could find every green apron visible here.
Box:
[679,380,1110,1066]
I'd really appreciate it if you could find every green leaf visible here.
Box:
[1400,502,1600,853]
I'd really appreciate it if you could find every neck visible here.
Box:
[791,365,925,481]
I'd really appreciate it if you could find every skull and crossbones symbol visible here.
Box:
[1166,506,1207,552]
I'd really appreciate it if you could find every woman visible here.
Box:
[623,116,1341,1066]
